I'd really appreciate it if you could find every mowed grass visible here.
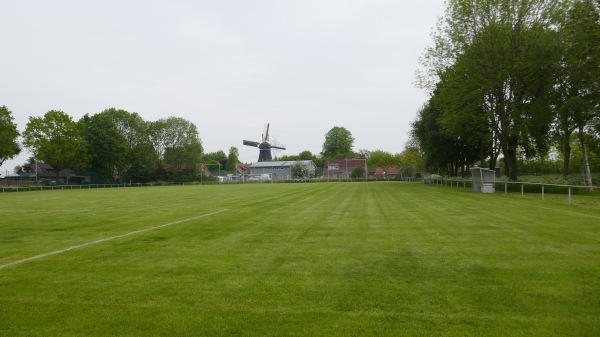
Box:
[0,182,599,337]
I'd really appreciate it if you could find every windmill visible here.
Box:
[243,123,286,162]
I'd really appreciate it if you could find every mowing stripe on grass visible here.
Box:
[524,203,600,219]
[0,209,229,270]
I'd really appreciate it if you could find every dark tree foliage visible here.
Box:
[553,0,600,183]
[0,105,20,167]
[79,113,127,183]
[412,100,466,175]
[350,165,366,179]
[416,0,565,180]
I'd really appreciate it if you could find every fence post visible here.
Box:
[521,184,524,197]
[505,183,507,195]
[568,187,571,206]
[542,184,544,201]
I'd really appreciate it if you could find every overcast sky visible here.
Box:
[1,0,445,173]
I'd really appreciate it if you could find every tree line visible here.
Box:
[412,0,600,183]
[1,106,421,183]
[17,108,206,182]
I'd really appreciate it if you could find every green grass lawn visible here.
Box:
[1,182,599,336]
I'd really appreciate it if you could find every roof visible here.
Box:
[250,160,315,168]
[375,165,400,175]
[324,158,367,165]
[236,163,251,173]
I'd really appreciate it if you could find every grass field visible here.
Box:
[1,182,599,336]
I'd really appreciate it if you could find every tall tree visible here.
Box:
[553,0,600,184]
[420,0,563,180]
[78,113,127,183]
[161,117,203,178]
[321,126,355,158]
[434,58,501,171]
[412,100,462,175]
[99,108,152,182]
[226,146,240,173]
[148,119,168,168]
[0,106,21,167]
[23,110,87,181]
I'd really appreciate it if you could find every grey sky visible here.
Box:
[1,1,444,171]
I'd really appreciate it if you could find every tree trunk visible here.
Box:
[562,131,572,179]
[502,139,518,181]
[506,152,518,181]
[578,126,592,186]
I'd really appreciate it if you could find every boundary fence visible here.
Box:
[0,182,198,193]
[0,176,422,193]
[427,177,599,206]
[3,177,596,207]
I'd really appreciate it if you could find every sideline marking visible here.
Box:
[0,209,229,270]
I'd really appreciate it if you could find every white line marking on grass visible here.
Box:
[0,209,229,270]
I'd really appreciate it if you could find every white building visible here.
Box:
[249,160,316,181]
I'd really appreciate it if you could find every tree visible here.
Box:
[321,126,355,158]
[350,165,365,179]
[0,106,21,167]
[161,117,203,179]
[401,136,425,176]
[358,149,372,158]
[148,119,168,168]
[419,0,563,180]
[297,150,315,161]
[99,108,152,182]
[432,61,499,172]
[412,100,464,175]
[291,161,314,180]
[368,150,397,176]
[23,110,87,181]
[226,147,240,173]
[203,150,227,173]
[79,113,127,183]
[553,0,600,184]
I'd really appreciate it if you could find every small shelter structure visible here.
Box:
[470,167,495,193]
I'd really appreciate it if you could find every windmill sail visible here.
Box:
[243,123,286,162]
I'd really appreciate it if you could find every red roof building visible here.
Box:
[323,158,368,179]
[374,165,400,178]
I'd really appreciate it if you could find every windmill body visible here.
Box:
[243,123,286,162]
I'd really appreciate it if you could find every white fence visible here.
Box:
[428,177,599,206]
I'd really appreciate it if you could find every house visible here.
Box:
[18,163,53,180]
[373,165,401,179]
[249,160,316,181]
[236,163,251,175]
[323,158,368,179]
[17,163,76,183]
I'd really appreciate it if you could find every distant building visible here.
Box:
[249,160,316,181]
[236,163,251,175]
[323,158,368,179]
[373,165,400,179]
[17,163,76,183]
